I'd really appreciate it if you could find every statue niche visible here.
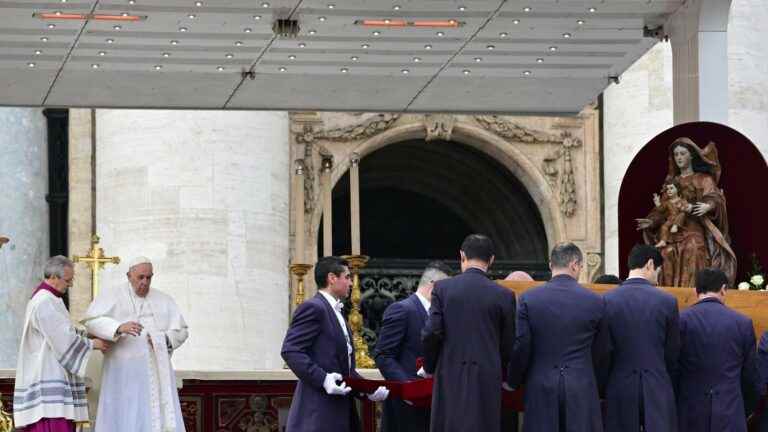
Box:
[636,138,737,287]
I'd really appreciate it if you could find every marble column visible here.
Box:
[321,156,333,257]
[95,110,290,371]
[0,108,49,368]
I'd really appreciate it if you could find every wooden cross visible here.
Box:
[73,234,120,298]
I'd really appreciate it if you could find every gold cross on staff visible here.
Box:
[73,234,120,298]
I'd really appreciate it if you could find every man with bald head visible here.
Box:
[83,257,189,432]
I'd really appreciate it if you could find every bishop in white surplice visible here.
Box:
[82,257,189,432]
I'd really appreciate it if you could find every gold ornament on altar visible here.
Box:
[0,394,12,432]
[73,234,120,298]
[342,254,374,368]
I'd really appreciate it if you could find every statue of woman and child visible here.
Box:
[636,137,737,287]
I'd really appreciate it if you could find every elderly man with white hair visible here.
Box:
[83,256,189,432]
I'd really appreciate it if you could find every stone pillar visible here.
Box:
[321,156,333,257]
[666,0,732,124]
[0,108,49,368]
[95,110,291,370]
[728,0,768,154]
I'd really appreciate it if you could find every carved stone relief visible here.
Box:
[424,114,456,142]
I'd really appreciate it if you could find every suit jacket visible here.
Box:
[677,297,760,432]
[756,331,768,432]
[509,274,609,432]
[281,293,361,432]
[375,294,431,432]
[603,278,680,432]
[422,267,517,432]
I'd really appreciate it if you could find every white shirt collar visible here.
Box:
[319,290,343,312]
[415,292,431,313]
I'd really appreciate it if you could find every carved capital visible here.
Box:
[586,252,603,284]
[424,114,456,142]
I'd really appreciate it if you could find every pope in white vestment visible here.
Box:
[82,257,189,432]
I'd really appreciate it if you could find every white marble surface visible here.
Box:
[0,108,49,368]
[95,110,291,371]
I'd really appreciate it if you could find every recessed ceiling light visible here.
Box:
[188,14,196,19]
[243,27,252,33]
[162,52,170,57]
[401,69,409,74]
[458,5,466,11]
[523,70,532,76]
[35,50,42,55]
[298,42,306,48]
[340,67,349,73]
[41,37,49,42]
[536,57,544,63]
[55,11,62,16]
[61,0,67,2]
[562,32,572,38]
[98,51,106,56]
[261,2,269,7]
[28,62,36,67]
[462,69,471,75]
[171,40,179,45]
[384,19,391,24]
[217,66,225,71]
[279,66,287,72]
[328,4,335,9]
[308,29,316,35]
[486,44,495,50]
[91,63,100,69]
[588,7,597,13]
[512,19,520,24]
[474,57,482,62]
[523,7,532,12]
[350,55,359,61]
[436,31,445,37]
[499,32,508,38]
[361,43,370,49]
[393,5,401,11]
[318,16,326,22]
[253,15,261,20]
[548,46,557,51]
[113,25,122,30]
[106,38,114,43]
[288,54,296,60]
[121,12,129,17]
[424,44,432,50]
[195,1,202,6]
[129,0,136,4]
[577,19,585,25]
[47,24,56,29]
[225,53,234,58]
[154,65,162,70]
[234,41,243,46]
[413,57,421,62]
[179,27,188,32]
[372,30,380,36]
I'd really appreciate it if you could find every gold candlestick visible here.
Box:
[289,263,313,306]
[342,254,374,368]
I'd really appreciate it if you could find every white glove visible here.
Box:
[367,386,389,402]
[323,373,351,396]
[502,382,515,392]
[417,367,432,379]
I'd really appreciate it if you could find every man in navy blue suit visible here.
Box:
[375,261,452,432]
[509,242,608,432]
[422,234,517,432]
[603,244,680,432]
[281,256,389,432]
[677,268,760,432]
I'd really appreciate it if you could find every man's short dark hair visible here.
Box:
[460,234,495,263]
[314,256,349,288]
[550,242,583,269]
[695,268,728,294]
[425,260,453,276]
[627,244,664,270]
[593,274,621,285]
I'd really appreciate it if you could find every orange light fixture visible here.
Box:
[356,19,462,28]
[34,12,147,21]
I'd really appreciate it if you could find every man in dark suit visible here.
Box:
[756,331,768,431]
[603,244,680,432]
[509,242,608,432]
[281,256,389,432]
[677,268,760,432]
[422,234,516,432]
[375,261,452,432]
